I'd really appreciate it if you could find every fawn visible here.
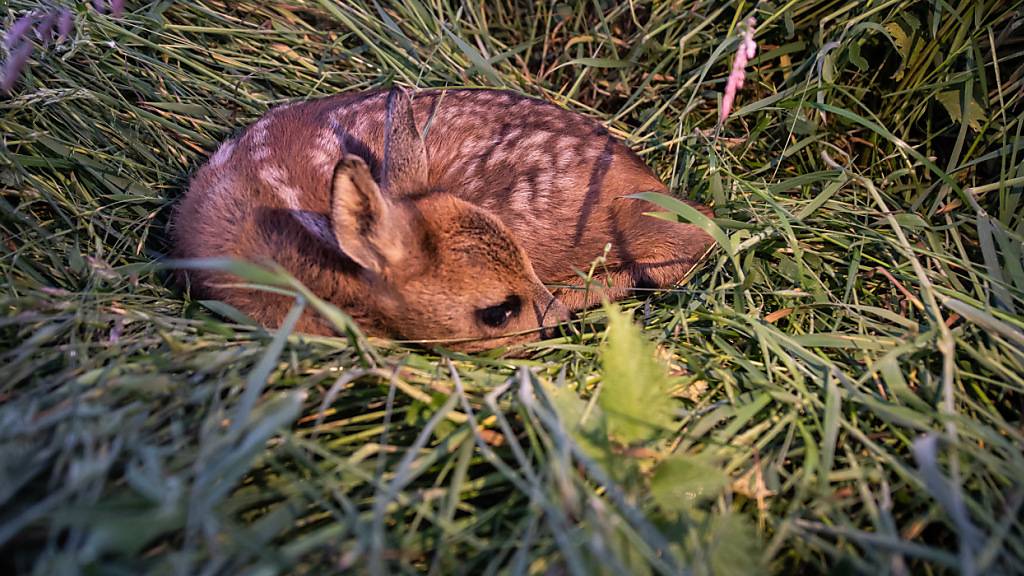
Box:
[172,87,713,351]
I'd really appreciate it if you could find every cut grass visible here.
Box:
[1,0,1023,574]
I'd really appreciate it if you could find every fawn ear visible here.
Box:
[331,155,409,276]
[381,86,429,195]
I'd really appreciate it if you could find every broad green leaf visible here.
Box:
[796,176,847,220]
[878,355,932,411]
[197,391,305,508]
[820,373,840,492]
[707,513,764,576]
[629,191,733,258]
[883,22,909,80]
[941,297,1024,347]
[443,27,503,86]
[553,57,631,70]
[198,299,258,326]
[995,219,1024,294]
[650,454,727,514]
[68,504,186,559]
[891,212,931,230]
[543,379,610,462]
[976,213,1016,314]
[232,300,305,434]
[162,257,286,287]
[598,304,675,443]
[789,333,896,350]
[847,41,868,71]
[911,435,985,551]
[936,91,985,132]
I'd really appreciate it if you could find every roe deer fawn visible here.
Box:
[172,87,713,351]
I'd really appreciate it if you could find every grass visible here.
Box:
[1,0,1022,574]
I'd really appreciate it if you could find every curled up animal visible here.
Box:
[171,87,714,352]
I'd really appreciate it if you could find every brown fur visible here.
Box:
[171,88,713,350]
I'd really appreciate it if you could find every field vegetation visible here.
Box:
[1,1,1022,574]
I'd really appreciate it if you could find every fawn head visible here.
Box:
[330,88,570,351]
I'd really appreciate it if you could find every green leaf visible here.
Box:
[198,299,258,326]
[162,257,287,287]
[553,57,632,71]
[878,355,932,411]
[443,27,503,86]
[598,304,675,443]
[232,299,305,434]
[890,212,931,230]
[936,91,985,132]
[941,297,1024,347]
[883,22,910,80]
[976,212,1015,314]
[847,41,868,71]
[68,504,186,559]
[628,191,733,258]
[819,372,840,491]
[196,391,305,509]
[650,454,727,514]
[543,379,610,462]
[708,513,765,576]
[796,176,847,220]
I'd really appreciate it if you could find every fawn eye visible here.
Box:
[476,295,522,328]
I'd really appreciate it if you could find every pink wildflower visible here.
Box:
[719,17,757,123]
[2,0,121,95]
[36,11,58,45]
[109,317,124,344]
[1,41,34,94]
[5,12,37,50]
[57,9,74,43]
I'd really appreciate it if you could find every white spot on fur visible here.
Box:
[311,129,338,175]
[208,139,236,167]
[522,149,548,171]
[272,101,297,114]
[519,130,552,150]
[534,170,551,206]
[318,127,335,148]
[259,164,294,207]
[250,117,271,161]
[259,162,335,246]
[459,136,482,158]
[311,149,335,176]
[259,164,288,196]
[204,173,236,201]
[510,181,532,214]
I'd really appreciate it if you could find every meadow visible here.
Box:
[1,0,1022,574]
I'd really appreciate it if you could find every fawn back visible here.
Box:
[271,88,714,308]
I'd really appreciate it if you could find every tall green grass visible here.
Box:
[1,0,1022,574]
